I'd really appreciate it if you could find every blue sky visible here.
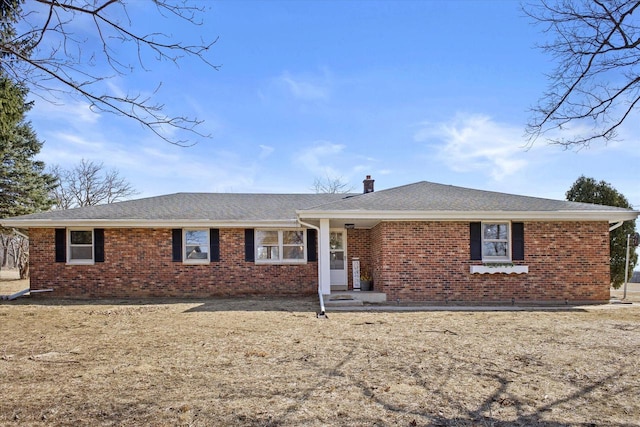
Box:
[27,0,640,207]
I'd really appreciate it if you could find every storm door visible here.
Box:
[330,230,347,291]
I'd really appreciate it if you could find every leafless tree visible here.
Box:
[1,0,219,146]
[312,175,354,194]
[0,234,11,269]
[14,234,28,279]
[50,159,137,209]
[525,0,640,148]
[0,232,29,278]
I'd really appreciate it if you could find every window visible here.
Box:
[68,229,94,264]
[482,222,510,262]
[183,229,210,263]
[256,229,306,263]
[282,230,305,260]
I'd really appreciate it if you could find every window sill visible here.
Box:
[66,261,95,266]
[183,260,210,265]
[470,265,528,274]
[255,260,307,265]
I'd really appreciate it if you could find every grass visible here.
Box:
[1,274,639,426]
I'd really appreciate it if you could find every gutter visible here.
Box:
[0,219,301,229]
[297,209,639,223]
[297,219,327,318]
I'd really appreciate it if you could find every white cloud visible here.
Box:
[415,113,529,181]
[38,132,107,166]
[278,71,330,101]
[259,144,275,159]
[291,141,381,192]
[31,98,100,125]
[43,139,261,196]
[295,141,346,177]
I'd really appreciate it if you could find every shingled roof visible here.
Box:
[1,181,636,228]
[301,181,632,212]
[0,193,349,227]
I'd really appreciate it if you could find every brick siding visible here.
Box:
[29,228,317,298]
[30,221,611,303]
[346,221,610,304]
[346,229,372,289]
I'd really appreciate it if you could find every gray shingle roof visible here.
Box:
[5,193,349,222]
[300,181,633,212]
[1,181,636,227]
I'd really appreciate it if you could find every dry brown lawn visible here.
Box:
[1,276,639,426]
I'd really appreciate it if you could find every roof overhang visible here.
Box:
[3,209,637,229]
[296,209,639,224]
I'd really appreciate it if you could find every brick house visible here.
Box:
[1,177,637,304]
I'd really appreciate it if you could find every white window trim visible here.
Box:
[481,221,512,263]
[67,228,95,265]
[183,228,210,264]
[255,229,307,264]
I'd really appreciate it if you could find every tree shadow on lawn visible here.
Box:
[263,346,637,427]
[183,301,596,314]
[365,371,636,427]
[183,296,320,312]
[1,296,322,312]
[3,297,605,315]
[3,295,624,314]
[220,335,637,427]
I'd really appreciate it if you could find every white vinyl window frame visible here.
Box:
[67,228,95,265]
[481,221,511,263]
[183,228,210,264]
[255,229,307,264]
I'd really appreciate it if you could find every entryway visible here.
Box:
[329,230,347,291]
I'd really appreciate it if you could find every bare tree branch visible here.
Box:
[312,175,354,194]
[50,159,137,209]
[1,0,219,146]
[525,0,640,148]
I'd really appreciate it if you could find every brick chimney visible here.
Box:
[363,175,375,193]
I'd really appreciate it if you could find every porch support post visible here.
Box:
[318,218,331,295]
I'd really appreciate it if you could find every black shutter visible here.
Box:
[511,222,525,261]
[172,229,182,262]
[55,228,66,263]
[470,222,482,260]
[307,229,317,262]
[210,228,220,262]
[94,229,105,262]
[245,229,255,262]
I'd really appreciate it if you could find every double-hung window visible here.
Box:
[183,229,210,263]
[255,229,306,263]
[482,222,510,262]
[68,229,94,264]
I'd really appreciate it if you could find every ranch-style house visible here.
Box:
[1,176,637,305]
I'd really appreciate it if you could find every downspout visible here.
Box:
[298,219,327,318]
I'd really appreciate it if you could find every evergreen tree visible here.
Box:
[566,176,637,288]
[0,73,56,219]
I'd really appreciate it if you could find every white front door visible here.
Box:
[329,230,347,290]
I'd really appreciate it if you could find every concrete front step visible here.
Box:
[325,291,387,307]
